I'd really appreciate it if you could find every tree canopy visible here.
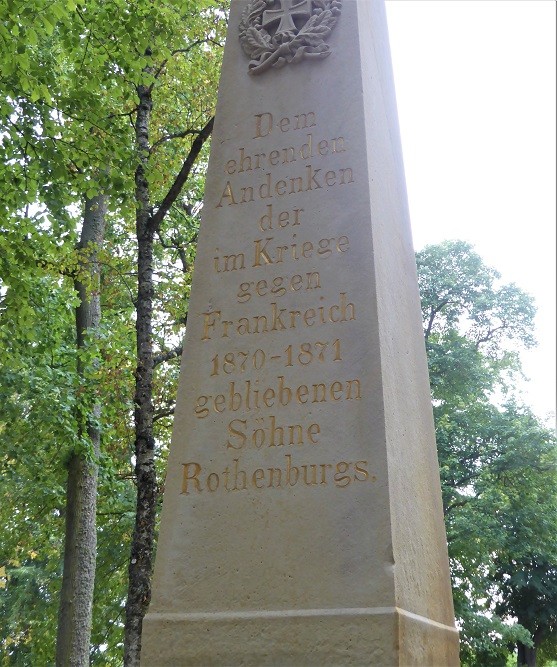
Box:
[418,241,557,667]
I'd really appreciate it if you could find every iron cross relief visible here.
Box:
[262,0,312,35]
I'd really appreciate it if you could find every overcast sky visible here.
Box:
[384,0,556,425]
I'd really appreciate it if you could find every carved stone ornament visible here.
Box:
[239,0,342,76]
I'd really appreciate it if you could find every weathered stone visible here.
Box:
[141,1,460,664]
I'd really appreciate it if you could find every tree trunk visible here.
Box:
[516,618,546,667]
[124,84,157,667]
[123,73,213,666]
[517,626,544,667]
[517,642,536,667]
[56,194,106,667]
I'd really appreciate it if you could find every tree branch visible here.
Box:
[153,407,175,423]
[153,345,183,367]
[424,298,451,340]
[149,116,214,232]
[150,129,200,153]
[150,40,208,81]
[474,324,506,349]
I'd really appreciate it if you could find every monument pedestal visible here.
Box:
[143,608,458,665]
[141,1,460,664]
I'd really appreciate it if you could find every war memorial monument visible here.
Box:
[141,1,460,664]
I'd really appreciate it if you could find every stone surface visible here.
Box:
[141,1,460,665]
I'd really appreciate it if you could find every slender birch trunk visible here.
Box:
[123,69,214,665]
[124,83,157,667]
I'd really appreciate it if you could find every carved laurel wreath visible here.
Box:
[239,0,342,75]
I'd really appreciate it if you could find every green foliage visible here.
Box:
[459,610,531,667]
[418,240,536,356]
[418,241,557,665]
[0,275,76,664]
[0,1,226,663]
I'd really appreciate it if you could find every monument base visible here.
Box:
[141,607,459,666]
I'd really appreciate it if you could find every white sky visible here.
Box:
[385,0,556,425]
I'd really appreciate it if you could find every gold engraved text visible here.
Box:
[201,293,356,340]
[237,271,320,303]
[210,340,342,376]
[253,112,317,138]
[194,375,361,419]
[258,205,303,231]
[212,233,349,274]
[216,165,354,208]
[252,233,349,267]
[227,415,320,449]
[226,133,345,175]
[181,455,371,495]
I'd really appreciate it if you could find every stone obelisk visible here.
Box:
[141,1,460,664]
